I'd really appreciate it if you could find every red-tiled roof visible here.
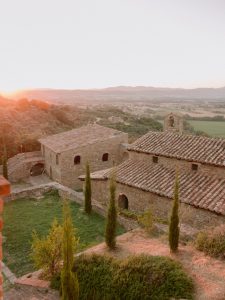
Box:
[127,131,225,167]
[88,159,225,215]
[39,124,127,153]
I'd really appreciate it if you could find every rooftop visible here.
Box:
[127,131,225,167]
[39,124,126,153]
[85,159,225,215]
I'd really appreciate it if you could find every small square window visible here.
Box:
[153,156,158,163]
[192,163,198,171]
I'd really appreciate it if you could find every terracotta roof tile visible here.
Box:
[127,131,225,167]
[39,124,127,153]
[89,159,225,215]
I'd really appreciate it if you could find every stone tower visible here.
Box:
[164,112,183,134]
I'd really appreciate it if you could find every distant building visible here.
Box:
[81,113,225,229]
[39,124,128,189]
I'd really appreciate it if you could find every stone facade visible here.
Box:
[5,151,44,182]
[40,125,128,189]
[87,113,225,229]
[91,180,225,230]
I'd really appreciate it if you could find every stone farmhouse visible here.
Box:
[81,114,225,229]
[39,124,128,189]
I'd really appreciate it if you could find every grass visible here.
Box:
[3,190,125,277]
[188,120,225,138]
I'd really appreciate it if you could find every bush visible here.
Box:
[138,209,154,233]
[195,225,225,259]
[53,254,194,299]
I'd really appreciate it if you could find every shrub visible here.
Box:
[195,225,225,259]
[138,209,154,233]
[31,219,63,278]
[68,254,193,300]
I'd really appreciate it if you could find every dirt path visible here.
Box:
[84,229,225,300]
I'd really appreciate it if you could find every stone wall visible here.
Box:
[0,176,10,300]
[129,151,225,179]
[4,182,136,231]
[7,151,44,182]
[91,179,225,230]
[44,132,128,189]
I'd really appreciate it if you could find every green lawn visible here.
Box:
[189,120,225,138]
[3,190,125,277]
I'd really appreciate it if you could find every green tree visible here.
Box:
[84,162,92,214]
[169,173,180,253]
[31,219,63,278]
[61,201,79,300]
[105,172,117,249]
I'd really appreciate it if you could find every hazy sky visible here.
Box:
[1,0,225,92]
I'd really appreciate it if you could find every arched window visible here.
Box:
[169,115,175,127]
[118,194,129,210]
[102,153,109,162]
[74,155,81,165]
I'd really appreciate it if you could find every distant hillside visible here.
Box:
[12,86,225,104]
[0,97,163,158]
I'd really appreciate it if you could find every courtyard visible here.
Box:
[3,190,125,277]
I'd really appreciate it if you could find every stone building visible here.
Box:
[39,124,128,189]
[81,113,225,229]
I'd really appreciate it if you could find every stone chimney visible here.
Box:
[0,176,10,300]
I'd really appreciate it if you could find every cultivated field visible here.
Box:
[189,120,225,138]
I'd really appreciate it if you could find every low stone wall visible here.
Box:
[4,182,137,231]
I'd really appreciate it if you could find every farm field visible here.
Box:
[189,120,225,138]
[3,190,125,277]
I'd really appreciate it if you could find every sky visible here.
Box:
[1,0,225,92]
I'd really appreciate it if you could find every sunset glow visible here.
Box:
[1,0,225,92]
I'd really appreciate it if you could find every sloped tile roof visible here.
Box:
[88,159,225,215]
[39,124,127,153]
[127,131,225,167]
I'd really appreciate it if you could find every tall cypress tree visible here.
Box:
[84,162,92,214]
[169,173,180,253]
[61,201,79,300]
[105,172,117,249]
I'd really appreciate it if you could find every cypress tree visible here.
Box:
[169,173,180,253]
[61,201,79,300]
[84,162,92,214]
[105,172,117,249]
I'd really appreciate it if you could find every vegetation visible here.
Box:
[105,173,117,249]
[195,225,225,259]
[84,162,92,214]
[169,174,180,253]
[138,209,154,233]
[52,254,194,299]
[3,190,125,276]
[188,120,225,138]
[31,219,63,278]
[61,201,79,300]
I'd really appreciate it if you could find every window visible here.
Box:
[192,163,198,171]
[56,154,59,165]
[152,156,158,163]
[74,155,81,165]
[102,153,109,162]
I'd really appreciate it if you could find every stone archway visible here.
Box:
[118,193,129,210]
[30,163,45,176]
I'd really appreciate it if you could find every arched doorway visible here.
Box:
[30,163,45,176]
[118,194,129,210]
